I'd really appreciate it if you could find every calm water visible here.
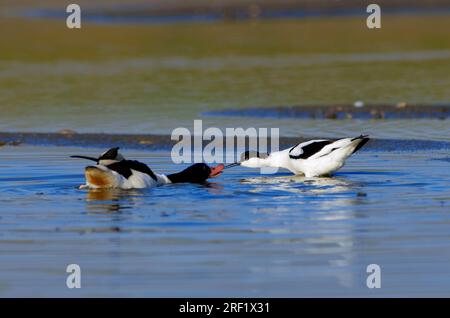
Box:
[0,145,449,297]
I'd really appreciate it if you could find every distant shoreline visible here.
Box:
[17,0,450,25]
[1,131,449,152]
[205,104,450,120]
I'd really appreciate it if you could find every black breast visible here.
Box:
[106,160,157,181]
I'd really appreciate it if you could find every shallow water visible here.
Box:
[20,3,450,25]
[0,145,449,297]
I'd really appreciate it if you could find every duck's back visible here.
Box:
[85,160,162,189]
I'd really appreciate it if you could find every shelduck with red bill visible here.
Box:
[71,147,224,189]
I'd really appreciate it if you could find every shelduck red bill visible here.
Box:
[209,164,224,178]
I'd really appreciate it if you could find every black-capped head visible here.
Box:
[241,150,269,161]
[222,151,270,170]
[167,163,224,184]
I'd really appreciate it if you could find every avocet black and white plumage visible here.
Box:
[71,147,224,189]
[225,135,369,177]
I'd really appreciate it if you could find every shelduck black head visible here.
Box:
[167,163,224,184]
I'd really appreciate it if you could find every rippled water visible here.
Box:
[0,146,449,297]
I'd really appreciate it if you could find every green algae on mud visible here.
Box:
[2,11,450,61]
[0,11,449,138]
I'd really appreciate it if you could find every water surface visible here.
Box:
[0,146,449,297]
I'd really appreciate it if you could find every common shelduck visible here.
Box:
[71,147,224,189]
[225,135,369,177]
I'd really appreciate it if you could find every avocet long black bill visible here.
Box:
[70,155,99,162]
[222,151,270,170]
[223,162,240,169]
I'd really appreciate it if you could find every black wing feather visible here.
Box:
[289,140,332,159]
[106,160,157,181]
[99,147,119,160]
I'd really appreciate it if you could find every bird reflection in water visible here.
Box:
[84,181,224,214]
[239,174,368,289]
[240,174,358,195]
[85,188,144,214]
[240,174,368,215]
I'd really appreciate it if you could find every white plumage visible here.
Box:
[82,165,170,190]
[240,135,369,177]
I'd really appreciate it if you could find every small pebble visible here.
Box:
[354,101,364,108]
[396,102,407,109]
[58,129,77,137]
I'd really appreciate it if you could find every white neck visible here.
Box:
[241,156,275,168]
[240,149,291,169]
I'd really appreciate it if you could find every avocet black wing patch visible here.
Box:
[289,140,332,159]
[106,160,157,181]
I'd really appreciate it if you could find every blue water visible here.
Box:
[0,146,449,297]
[23,6,450,25]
